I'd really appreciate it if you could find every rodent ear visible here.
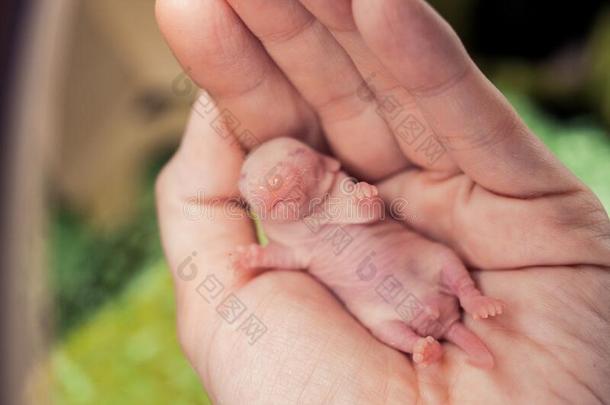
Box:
[322,155,341,172]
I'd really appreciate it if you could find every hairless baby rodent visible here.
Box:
[233,137,505,368]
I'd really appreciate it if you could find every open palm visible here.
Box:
[155,0,610,403]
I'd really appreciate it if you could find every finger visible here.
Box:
[299,0,458,172]
[156,96,257,366]
[225,0,409,181]
[156,0,320,149]
[354,0,583,197]
[377,170,610,269]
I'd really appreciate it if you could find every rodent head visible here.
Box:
[239,137,340,222]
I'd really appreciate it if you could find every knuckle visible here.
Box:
[552,190,610,240]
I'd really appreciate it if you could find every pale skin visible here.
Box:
[155,0,610,403]
[233,137,505,367]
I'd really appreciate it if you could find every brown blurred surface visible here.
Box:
[55,0,191,230]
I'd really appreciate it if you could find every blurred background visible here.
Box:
[1,0,609,404]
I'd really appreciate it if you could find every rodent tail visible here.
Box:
[445,322,494,369]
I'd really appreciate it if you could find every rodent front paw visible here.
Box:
[353,182,378,200]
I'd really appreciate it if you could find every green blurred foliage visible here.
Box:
[52,262,211,405]
[51,152,168,335]
[51,207,161,334]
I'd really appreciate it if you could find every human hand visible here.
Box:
[155,0,610,403]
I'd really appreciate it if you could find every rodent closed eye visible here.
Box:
[268,174,283,190]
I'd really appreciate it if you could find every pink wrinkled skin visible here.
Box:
[233,137,505,368]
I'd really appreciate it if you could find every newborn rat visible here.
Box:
[233,137,504,368]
